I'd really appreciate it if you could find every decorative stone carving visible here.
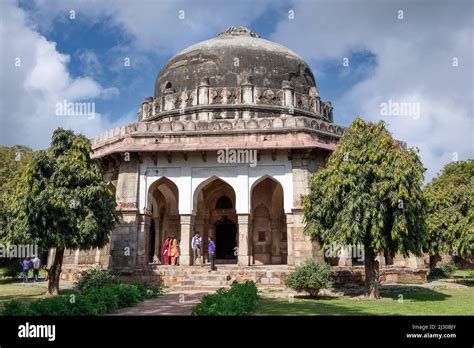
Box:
[211,88,223,104]
[184,121,196,131]
[220,121,232,129]
[273,118,284,128]
[234,119,246,129]
[171,121,184,131]
[259,119,272,129]
[209,121,220,130]
[197,122,209,130]
[160,122,171,131]
[246,119,258,129]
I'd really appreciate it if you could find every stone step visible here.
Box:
[170,285,231,291]
[180,280,232,286]
[190,275,232,281]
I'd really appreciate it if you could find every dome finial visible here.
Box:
[217,26,261,38]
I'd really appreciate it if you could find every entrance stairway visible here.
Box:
[169,268,234,291]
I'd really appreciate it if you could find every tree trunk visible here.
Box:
[47,248,64,295]
[364,247,380,299]
[429,254,441,269]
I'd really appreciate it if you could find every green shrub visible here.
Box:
[192,281,258,316]
[29,296,72,316]
[428,262,457,280]
[1,300,31,316]
[4,261,22,279]
[2,282,163,316]
[441,262,457,278]
[75,268,120,294]
[285,259,334,297]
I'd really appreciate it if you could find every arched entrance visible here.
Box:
[148,177,179,263]
[215,217,237,260]
[193,177,237,264]
[250,176,287,264]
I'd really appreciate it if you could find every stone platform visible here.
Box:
[60,264,427,290]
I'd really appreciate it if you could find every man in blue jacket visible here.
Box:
[208,237,216,272]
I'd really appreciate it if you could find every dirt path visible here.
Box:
[114,290,209,316]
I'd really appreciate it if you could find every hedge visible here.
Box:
[192,281,258,316]
[2,283,163,316]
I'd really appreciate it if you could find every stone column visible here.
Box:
[137,214,151,265]
[197,77,210,121]
[237,214,250,266]
[179,214,194,266]
[163,88,175,111]
[271,217,281,264]
[241,76,253,119]
[282,80,294,113]
[285,213,295,265]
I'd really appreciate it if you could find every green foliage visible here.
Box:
[1,282,163,316]
[75,268,120,294]
[2,128,120,251]
[441,262,457,276]
[424,160,474,257]
[285,259,334,297]
[303,118,427,257]
[29,296,72,316]
[427,262,458,280]
[4,261,22,279]
[0,145,33,235]
[1,300,31,316]
[192,281,258,316]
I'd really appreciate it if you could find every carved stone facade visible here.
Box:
[58,27,424,281]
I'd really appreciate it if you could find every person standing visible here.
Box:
[21,258,31,283]
[32,255,41,282]
[208,237,216,272]
[161,236,171,265]
[169,235,179,266]
[191,232,202,266]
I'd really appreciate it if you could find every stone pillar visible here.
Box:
[237,214,250,266]
[271,217,281,264]
[285,213,295,265]
[282,80,294,111]
[163,88,175,111]
[137,214,151,265]
[197,77,210,121]
[179,214,194,266]
[241,76,253,119]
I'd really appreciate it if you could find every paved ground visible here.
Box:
[114,290,209,316]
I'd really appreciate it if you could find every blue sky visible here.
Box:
[0,0,472,181]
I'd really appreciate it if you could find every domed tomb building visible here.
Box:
[59,27,425,282]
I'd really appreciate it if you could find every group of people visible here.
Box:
[161,235,181,265]
[161,232,217,272]
[21,255,41,283]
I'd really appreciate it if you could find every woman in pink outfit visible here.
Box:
[161,236,171,265]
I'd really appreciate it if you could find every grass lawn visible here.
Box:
[255,288,474,316]
[0,280,48,311]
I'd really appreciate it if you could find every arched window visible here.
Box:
[164,81,172,89]
[216,196,232,209]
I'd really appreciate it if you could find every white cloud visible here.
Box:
[0,0,124,149]
[271,0,473,181]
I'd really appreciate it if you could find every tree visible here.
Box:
[0,145,34,233]
[424,160,473,267]
[303,118,427,299]
[3,129,120,295]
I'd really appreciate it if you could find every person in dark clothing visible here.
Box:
[208,237,216,272]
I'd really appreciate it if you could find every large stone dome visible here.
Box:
[154,26,319,99]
